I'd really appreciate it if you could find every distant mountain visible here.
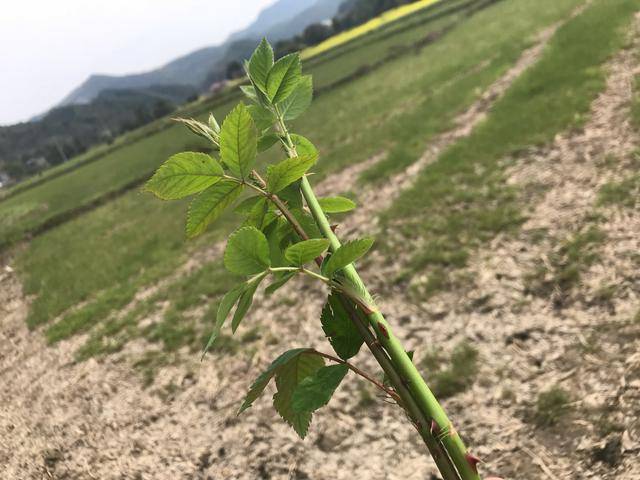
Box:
[261,0,344,42]
[227,0,320,42]
[59,0,343,107]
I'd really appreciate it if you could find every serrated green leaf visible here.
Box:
[266,154,317,193]
[220,103,257,179]
[290,208,322,239]
[234,195,263,215]
[258,133,281,152]
[224,226,271,275]
[145,152,224,200]
[279,75,313,121]
[321,293,364,360]
[279,180,303,210]
[292,364,349,413]
[266,53,302,104]
[273,351,324,438]
[240,85,259,103]
[318,196,357,213]
[248,104,276,132]
[248,38,274,93]
[265,218,289,268]
[232,272,267,332]
[323,238,374,277]
[290,134,318,158]
[284,239,330,266]
[186,180,243,238]
[265,272,296,295]
[243,198,275,230]
[239,348,311,414]
[202,283,246,358]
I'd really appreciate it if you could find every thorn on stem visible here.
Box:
[430,419,441,437]
[330,224,339,233]
[465,453,482,473]
[378,323,389,339]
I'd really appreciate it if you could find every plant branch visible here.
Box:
[256,134,461,479]
[311,349,401,403]
[250,168,312,245]
[274,112,478,480]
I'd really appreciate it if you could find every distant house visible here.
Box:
[26,156,49,170]
[208,80,229,95]
[0,172,10,189]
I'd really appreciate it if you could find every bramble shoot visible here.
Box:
[145,38,486,480]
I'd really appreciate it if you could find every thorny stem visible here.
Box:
[273,108,479,480]
[250,169,316,253]
[338,298,460,480]
[310,349,401,403]
[249,129,460,478]
[262,187,460,479]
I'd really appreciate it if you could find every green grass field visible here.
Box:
[383,0,638,295]
[6,0,637,365]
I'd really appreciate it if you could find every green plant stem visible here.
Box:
[301,268,330,283]
[269,267,299,273]
[256,166,460,479]
[338,298,461,480]
[302,174,480,480]
[275,113,479,480]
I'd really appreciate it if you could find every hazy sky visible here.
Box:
[0,0,274,125]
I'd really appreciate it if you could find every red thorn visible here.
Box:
[465,453,482,473]
[430,419,441,436]
[378,323,389,339]
[330,224,339,233]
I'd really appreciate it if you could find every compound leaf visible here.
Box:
[224,226,270,276]
[220,103,257,179]
[266,53,302,104]
[291,364,349,413]
[323,238,374,277]
[290,208,322,239]
[257,133,281,152]
[239,348,312,414]
[278,180,303,209]
[248,104,276,132]
[240,85,259,103]
[279,75,313,121]
[145,152,223,200]
[186,180,243,238]
[248,38,274,93]
[273,351,324,438]
[266,154,317,193]
[284,239,330,266]
[232,272,267,332]
[290,134,318,158]
[202,283,246,358]
[318,196,356,213]
[321,293,364,360]
[234,195,263,215]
